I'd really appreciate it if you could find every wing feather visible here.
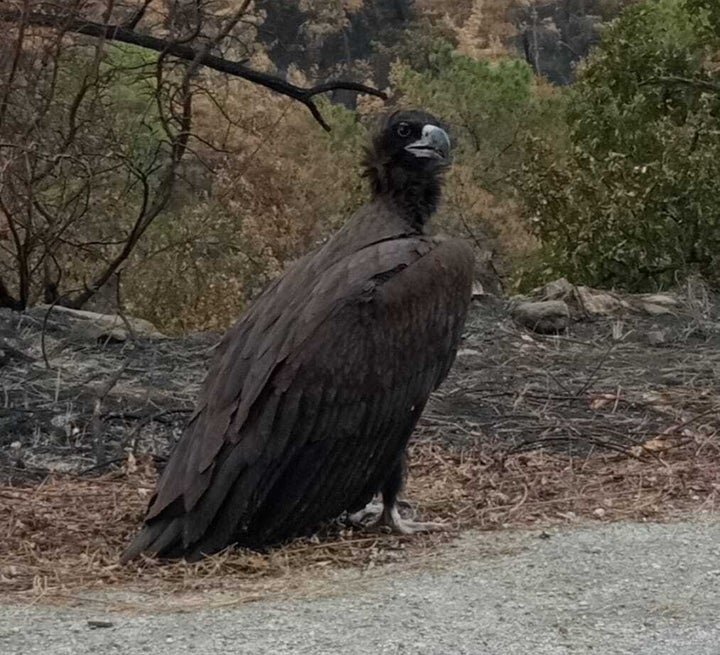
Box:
[125,234,473,560]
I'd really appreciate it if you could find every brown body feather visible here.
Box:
[122,112,474,562]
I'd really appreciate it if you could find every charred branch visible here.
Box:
[641,75,720,95]
[0,7,387,131]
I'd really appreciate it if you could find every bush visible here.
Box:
[0,38,169,308]
[520,0,720,290]
[123,95,366,333]
[391,41,564,278]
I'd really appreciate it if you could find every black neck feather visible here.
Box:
[364,161,443,229]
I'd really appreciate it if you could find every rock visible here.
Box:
[638,294,680,307]
[511,300,570,334]
[538,277,575,300]
[456,348,482,359]
[531,278,631,316]
[87,620,114,629]
[628,292,680,316]
[641,303,674,316]
[471,281,486,298]
[575,286,631,316]
[525,278,681,319]
[29,305,165,342]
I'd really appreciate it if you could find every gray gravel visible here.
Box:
[2,519,719,654]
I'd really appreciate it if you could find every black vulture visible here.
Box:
[121,110,474,562]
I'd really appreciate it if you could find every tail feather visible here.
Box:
[120,517,184,564]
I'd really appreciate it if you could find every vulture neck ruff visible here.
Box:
[365,163,443,230]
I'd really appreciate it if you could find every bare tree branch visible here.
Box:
[0,273,22,309]
[0,1,388,312]
[0,6,387,131]
[123,0,154,30]
[641,76,720,95]
[0,0,30,129]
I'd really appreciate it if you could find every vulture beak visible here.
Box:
[405,124,451,161]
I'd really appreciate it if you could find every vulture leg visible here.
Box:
[349,455,445,534]
[377,504,445,535]
[348,498,384,525]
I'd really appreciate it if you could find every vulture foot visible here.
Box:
[349,499,444,534]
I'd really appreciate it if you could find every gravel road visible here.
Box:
[2,519,719,655]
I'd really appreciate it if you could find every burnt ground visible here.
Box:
[428,291,720,456]
[0,308,217,482]
[0,282,719,598]
[2,286,719,480]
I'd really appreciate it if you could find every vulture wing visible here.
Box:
[122,234,473,561]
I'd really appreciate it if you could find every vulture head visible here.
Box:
[363,110,451,226]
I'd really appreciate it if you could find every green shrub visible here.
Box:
[392,42,560,274]
[520,0,720,290]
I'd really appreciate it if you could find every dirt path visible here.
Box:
[2,518,718,655]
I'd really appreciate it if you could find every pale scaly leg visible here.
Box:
[349,455,445,534]
[348,498,384,525]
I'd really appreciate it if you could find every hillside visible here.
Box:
[257,0,637,92]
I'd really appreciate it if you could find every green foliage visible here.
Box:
[686,0,720,41]
[315,99,369,226]
[124,96,369,333]
[52,43,163,169]
[35,43,169,287]
[520,0,720,290]
[0,39,165,301]
[390,41,559,274]
[392,42,539,183]
[101,44,165,170]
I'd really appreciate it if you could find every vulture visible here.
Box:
[121,110,474,562]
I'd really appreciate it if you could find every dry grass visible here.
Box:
[123,86,363,334]
[416,0,519,59]
[2,433,717,604]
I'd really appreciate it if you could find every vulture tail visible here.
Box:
[120,517,184,564]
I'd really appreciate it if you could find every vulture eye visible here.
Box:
[396,122,412,138]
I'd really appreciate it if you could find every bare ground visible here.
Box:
[0,281,719,601]
[2,519,720,654]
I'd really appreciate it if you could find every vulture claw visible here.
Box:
[349,499,445,534]
[379,505,446,535]
[348,499,384,526]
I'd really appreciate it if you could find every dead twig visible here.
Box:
[91,362,128,466]
[0,7,387,132]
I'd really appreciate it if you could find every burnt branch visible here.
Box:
[122,0,154,30]
[0,274,22,310]
[0,7,387,131]
[641,76,720,95]
[0,0,29,129]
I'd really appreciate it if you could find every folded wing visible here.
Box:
[121,236,473,561]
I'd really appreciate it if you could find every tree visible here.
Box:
[390,40,556,281]
[0,0,384,310]
[521,0,720,290]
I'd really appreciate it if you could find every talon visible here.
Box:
[395,499,414,514]
[380,504,445,535]
[349,499,444,534]
[348,499,383,526]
